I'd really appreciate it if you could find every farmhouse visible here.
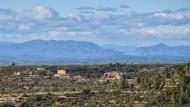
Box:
[97,71,124,82]
[54,69,69,78]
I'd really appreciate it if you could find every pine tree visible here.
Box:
[119,75,128,89]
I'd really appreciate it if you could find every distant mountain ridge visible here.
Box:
[0,40,190,64]
[0,40,122,59]
[102,44,137,55]
[103,43,190,57]
[136,43,190,56]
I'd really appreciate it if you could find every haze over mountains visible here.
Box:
[0,40,189,64]
[0,40,121,59]
[103,43,190,56]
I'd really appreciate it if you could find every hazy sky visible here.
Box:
[0,0,190,46]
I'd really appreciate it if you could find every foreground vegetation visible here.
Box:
[0,63,190,107]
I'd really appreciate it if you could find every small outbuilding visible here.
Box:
[54,69,69,78]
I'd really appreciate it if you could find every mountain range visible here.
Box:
[0,40,121,59]
[0,40,189,64]
[103,43,190,57]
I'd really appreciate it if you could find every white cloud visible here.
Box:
[32,6,56,20]
[17,23,33,32]
[152,12,168,17]
[48,31,62,37]
[66,13,82,22]
[0,7,190,46]
[137,23,144,27]
[143,29,161,35]
[175,13,185,20]
[0,9,16,20]
[183,28,190,34]
[92,12,109,20]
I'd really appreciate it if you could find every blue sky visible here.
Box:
[1,0,189,14]
[0,0,190,46]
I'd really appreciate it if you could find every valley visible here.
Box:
[0,63,190,107]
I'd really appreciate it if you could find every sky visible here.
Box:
[0,0,190,46]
